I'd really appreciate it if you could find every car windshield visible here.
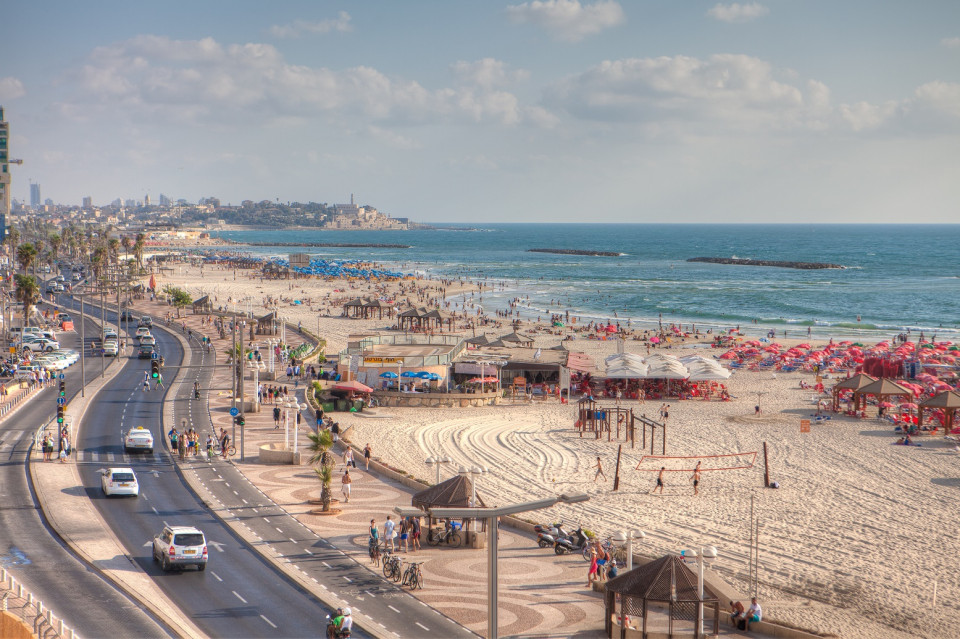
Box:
[112,473,135,482]
[173,533,204,547]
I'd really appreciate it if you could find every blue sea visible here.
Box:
[211,224,960,340]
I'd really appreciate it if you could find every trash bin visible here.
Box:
[353,399,364,412]
[334,399,347,411]
[321,401,335,414]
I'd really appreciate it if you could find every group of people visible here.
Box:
[369,514,422,557]
[41,426,71,462]
[168,426,211,459]
[729,597,762,630]
[587,540,618,586]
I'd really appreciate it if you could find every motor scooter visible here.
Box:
[554,525,589,555]
[535,522,565,548]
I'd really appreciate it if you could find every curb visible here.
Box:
[27,304,208,639]
[158,322,391,639]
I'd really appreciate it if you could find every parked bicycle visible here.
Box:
[369,539,382,567]
[582,537,628,564]
[427,522,462,547]
[382,551,402,582]
[401,561,424,590]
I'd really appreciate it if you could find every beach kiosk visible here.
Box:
[412,475,487,548]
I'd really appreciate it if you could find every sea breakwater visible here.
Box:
[243,242,412,249]
[528,248,623,257]
[688,257,845,270]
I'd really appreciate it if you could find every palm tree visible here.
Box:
[108,238,121,266]
[91,245,108,283]
[133,233,145,272]
[14,274,40,329]
[49,234,62,261]
[16,243,37,274]
[307,429,335,511]
[121,236,132,264]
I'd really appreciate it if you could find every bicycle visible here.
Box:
[401,561,424,590]
[427,522,462,547]
[214,443,237,458]
[381,551,402,582]
[583,537,616,562]
[369,539,382,567]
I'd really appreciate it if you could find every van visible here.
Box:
[8,327,42,340]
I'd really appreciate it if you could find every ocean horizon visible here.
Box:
[211,223,960,340]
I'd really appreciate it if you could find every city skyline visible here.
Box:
[1,1,959,223]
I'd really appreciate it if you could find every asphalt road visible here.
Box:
[0,304,170,639]
[70,310,343,638]
[170,320,476,639]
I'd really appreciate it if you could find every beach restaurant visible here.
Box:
[338,333,465,390]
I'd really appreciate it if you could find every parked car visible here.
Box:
[101,468,139,497]
[140,335,156,347]
[153,526,207,571]
[22,337,60,353]
[123,426,154,453]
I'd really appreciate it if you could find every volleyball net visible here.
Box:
[634,451,758,472]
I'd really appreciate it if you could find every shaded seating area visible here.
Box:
[853,378,913,417]
[343,298,393,319]
[604,554,720,639]
[397,307,455,332]
[412,475,487,544]
[831,373,877,412]
[256,312,279,335]
[191,295,213,314]
[919,390,960,434]
[498,331,534,347]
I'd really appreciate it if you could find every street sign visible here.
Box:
[57,397,66,406]
[229,407,239,417]
[151,352,158,360]
[59,373,65,380]
[800,419,811,433]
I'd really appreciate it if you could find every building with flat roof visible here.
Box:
[0,107,11,216]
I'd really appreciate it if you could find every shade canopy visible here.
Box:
[833,373,878,391]
[920,389,960,410]
[604,353,649,379]
[412,475,487,510]
[333,380,373,393]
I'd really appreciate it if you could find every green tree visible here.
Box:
[13,274,40,328]
[307,429,335,511]
[133,233,145,271]
[48,233,62,260]
[163,286,192,317]
[16,243,37,274]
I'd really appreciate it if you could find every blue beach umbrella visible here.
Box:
[379,371,399,378]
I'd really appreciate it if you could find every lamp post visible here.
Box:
[613,529,646,571]
[686,545,718,638]
[459,464,488,531]
[424,455,453,484]
[430,492,590,639]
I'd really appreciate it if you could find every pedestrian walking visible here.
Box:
[273,406,281,429]
[652,466,666,494]
[593,456,607,482]
[411,515,421,552]
[383,516,396,552]
[344,447,356,469]
[156,373,164,390]
[363,443,372,470]
[399,517,409,552]
[341,469,352,503]
[692,461,701,496]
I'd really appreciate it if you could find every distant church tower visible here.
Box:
[350,193,354,206]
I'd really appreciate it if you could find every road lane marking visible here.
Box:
[275,527,283,533]
[210,571,223,582]
[415,622,430,632]
[343,576,352,583]
[364,590,376,598]
[304,549,313,555]
[388,605,400,613]
[260,615,277,629]
[289,538,297,544]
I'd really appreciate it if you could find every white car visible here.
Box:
[102,340,119,357]
[21,337,59,353]
[101,467,139,497]
[124,426,154,453]
[140,335,156,347]
[33,355,68,371]
[135,327,152,340]
[153,526,207,572]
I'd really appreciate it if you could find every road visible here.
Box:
[69,308,345,638]
[0,305,170,639]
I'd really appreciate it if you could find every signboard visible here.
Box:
[455,362,484,375]
[59,373,65,380]
[229,407,239,417]
[349,355,360,374]
[151,352,159,360]
[559,366,571,391]
[57,397,66,406]
[800,419,811,433]
[363,357,403,366]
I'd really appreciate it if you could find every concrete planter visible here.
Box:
[258,443,302,465]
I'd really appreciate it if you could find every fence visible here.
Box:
[0,568,77,639]
[0,380,39,418]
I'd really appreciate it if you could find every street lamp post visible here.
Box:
[430,492,590,639]
[459,464,488,531]
[424,455,453,484]
[685,545,718,638]
[614,529,646,571]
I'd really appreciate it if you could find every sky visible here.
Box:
[1,0,958,223]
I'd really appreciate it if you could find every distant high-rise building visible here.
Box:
[144,194,151,206]
[0,106,10,217]
[124,199,137,208]
[82,196,93,209]
[30,183,41,207]
[159,193,170,207]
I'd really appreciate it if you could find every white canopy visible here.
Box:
[604,353,649,378]
[642,354,690,379]
[680,355,732,381]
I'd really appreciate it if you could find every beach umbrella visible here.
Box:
[379,371,399,378]
[401,371,419,378]
[879,401,895,408]
[333,380,373,394]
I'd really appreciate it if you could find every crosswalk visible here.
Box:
[74,450,173,465]
[0,430,28,448]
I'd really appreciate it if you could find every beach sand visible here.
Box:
[155,261,958,639]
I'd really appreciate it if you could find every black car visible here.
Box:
[119,310,134,321]
[138,344,156,359]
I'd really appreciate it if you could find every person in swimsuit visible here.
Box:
[363,443,372,470]
[653,467,666,494]
[593,456,606,482]
[692,461,701,496]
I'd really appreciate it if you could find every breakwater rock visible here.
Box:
[244,242,412,249]
[688,257,845,270]
[528,248,623,257]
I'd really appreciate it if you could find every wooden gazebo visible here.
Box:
[362,299,390,320]
[919,390,960,434]
[498,331,534,347]
[412,475,487,542]
[256,312,278,335]
[398,307,428,331]
[832,373,877,412]
[191,295,213,314]
[853,378,913,416]
[604,554,720,639]
[342,298,366,318]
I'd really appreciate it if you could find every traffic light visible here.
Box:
[59,381,66,398]
[238,416,245,427]
[57,405,65,424]
[151,360,160,379]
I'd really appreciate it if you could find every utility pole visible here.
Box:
[100,281,105,378]
[79,294,85,397]
[239,317,246,462]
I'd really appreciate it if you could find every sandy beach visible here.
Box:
[153,259,959,639]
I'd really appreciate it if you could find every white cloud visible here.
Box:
[941,36,960,49]
[62,35,552,128]
[268,12,353,39]
[838,81,960,132]
[839,101,900,131]
[913,81,960,118]
[707,3,769,23]
[543,54,829,131]
[0,77,26,100]
[506,0,625,43]
[451,58,529,89]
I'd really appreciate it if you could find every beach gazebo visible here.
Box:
[412,475,487,543]
[853,378,913,416]
[361,299,389,320]
[498,332,534,347]
[919,390,960,434]
[191,295,213,314]
[256,312,278,335]
[342,298,366,318]
[604,554,720,639]
[832,373,877,412]
[398,307,429,332]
